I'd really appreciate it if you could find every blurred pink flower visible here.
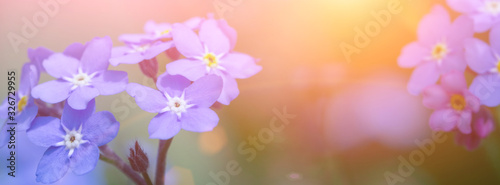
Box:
[447,0,500,32]
[422,71,480,134]
[398,5,473,95]
[455,106,495,150]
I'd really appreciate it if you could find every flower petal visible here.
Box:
[19,63,39,96]
[446,0,481,13]
[80,37,112,73]
[156,73,191,97]
[407,62,440,95]
[218,75,240,105]
[218,19,237,50]
[441,71,467,93]
[36,146,70,184]
[166,59,206,81]
[110,50,145,66]
[429,109,459,132]
[148,112,181,139]
[471,13,495,33]
[27,117,65,147]
[67,86,100,110]
[221,52,262,79]
[144,41,174,59]
[181,108,219,132]
[439,53,467,73]
[62,99,95,130]
[172,23,204,58]
[28,47,54,73]
[185,75,223,107]
[199,19,230,55]
[16,99,38,131]
[447,15,473,48]
[397,42,427,68]
[422,85,448,109]
[82,111,119,146]
[490,23,500,53]
[32,79,73,104]
[457,111,473,134]
[469,73,500,107]
[92,70,128,95]
[43,53,79,78]
[63,42,86,60]
[418,5,451,45]
[464,38,496,74]
[126,83,168,113]
[69,142,99,175]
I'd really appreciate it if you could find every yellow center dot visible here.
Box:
[204,53,218,68]
[18,96,28,112]
[450,94,466,111]
[70,136,75,143]
[497,61,500,72]
[432,43,448,60]
[160,29,170,35]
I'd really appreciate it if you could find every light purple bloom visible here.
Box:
[398,5,473,95]
[464,24,500,107]
[447,0,500,32]
[126,73,223,140]
[118,17,204,43]
[455,106,495,150]
[166,19,262,105]
[26,99,119,184]
[422,71,480,134]
[32,37,128,110]
[0,63,40,148]
[28,47,54,73]
[109,40,173,66]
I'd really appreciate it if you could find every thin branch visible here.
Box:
[99,145,147,185]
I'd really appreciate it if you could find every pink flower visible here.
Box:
[455,106,495,150]
[422,71,480,134]
[447,0,500,32]
[398,5,473,95]
[464,24,500,107]
[166,19,261,105]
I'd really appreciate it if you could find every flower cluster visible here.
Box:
[398,4,497,150]
[117,15,261,139]
[0,14,260,184]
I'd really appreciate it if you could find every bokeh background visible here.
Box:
[1,0,500,184]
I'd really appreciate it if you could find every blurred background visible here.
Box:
[1,0,500,184]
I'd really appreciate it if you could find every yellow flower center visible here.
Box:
[160,29,170,35]
[203,53,219,68]
[497,61,500,72]
[18,96,28,112]
[432,43,448,61]
[450,94,466,111]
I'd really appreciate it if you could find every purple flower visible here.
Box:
[32,37,128,110]
[166,19,262,105]
[28,47,54,73]
[447,0,500,32]
[422,71,480,134]
[464,24,500,107]
[126,73,223,139]
[109,40,173,66]
[398,5,473,95]
[455,106,495,150]
[118,17,204,44]
[0,63,40,148]
[26,99,119,183]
